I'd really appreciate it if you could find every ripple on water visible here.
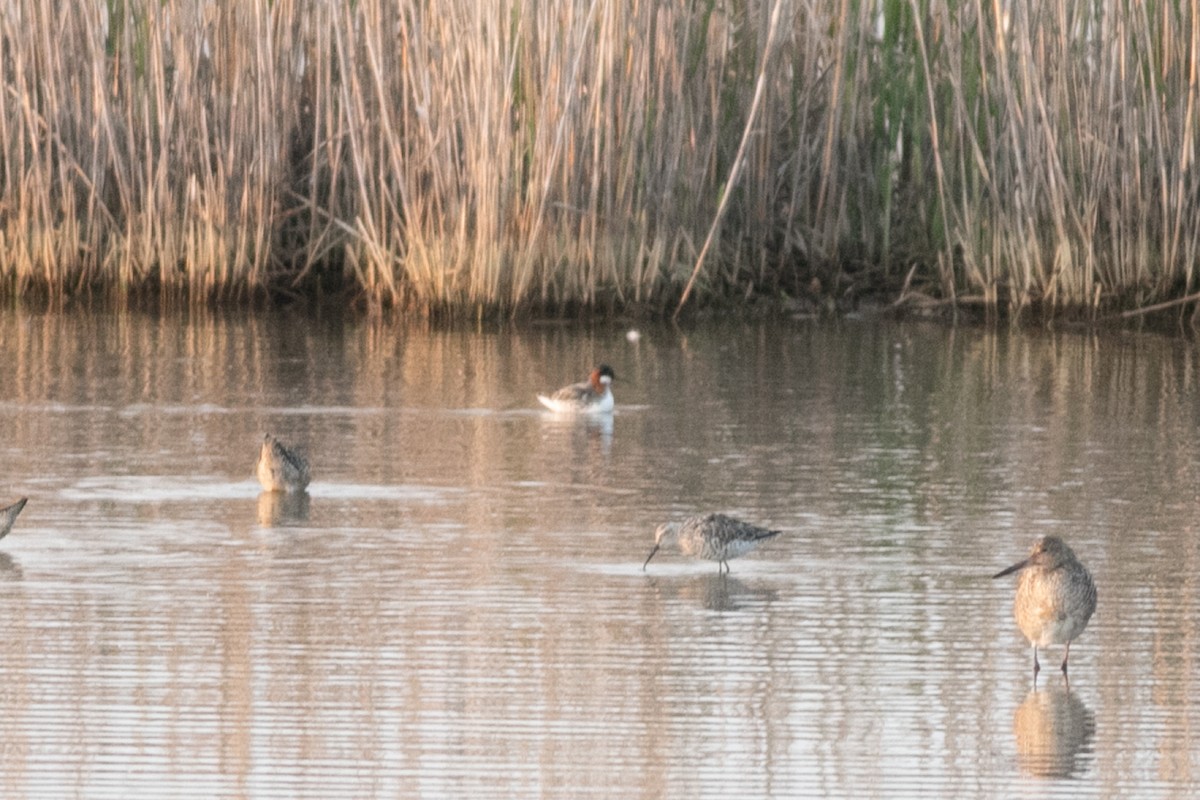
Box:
[0,319,1197,797]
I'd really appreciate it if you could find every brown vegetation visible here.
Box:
[1,0,1198,318]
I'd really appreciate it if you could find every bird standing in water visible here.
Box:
[643,513,781,575]
[256,434,311,493]
[993,536,1097,678]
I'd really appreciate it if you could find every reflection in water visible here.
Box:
[257,490,311,526]
[584,411,614,446]
[1013,686,1096,778]
[683,574,779,612]
[0,312,1198,796]
[645,573,779,612]
[539,410,614,457]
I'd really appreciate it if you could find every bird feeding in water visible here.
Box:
[992,535,1096,678]
[643,513,781,575]
[537,364,616,414]
[256,434,312,493]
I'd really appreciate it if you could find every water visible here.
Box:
[1,311,1199,797]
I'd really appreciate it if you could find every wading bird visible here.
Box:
[993,536,1096,678]
[643,513,781,575]
[256,434,311,493]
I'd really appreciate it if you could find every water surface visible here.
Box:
[1,311,1198,797]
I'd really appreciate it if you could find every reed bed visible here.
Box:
[1,0,1197,317]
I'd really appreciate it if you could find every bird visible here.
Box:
[0,497,28,540]
[537,364,616,414]
[993,536,1097,677]
[256,434,311,493]
[643,513,781,575]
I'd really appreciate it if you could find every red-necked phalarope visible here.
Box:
[993,536,1096,678]
[0,497,28,540]
[256,434,312,493]
[537,364,616,414]
[643,513,781,575]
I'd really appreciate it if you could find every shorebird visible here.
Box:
[256,434,311,493]
[537,364,616,414]
[993,536,1097,677]
[0,497,28,540]
[643,513,781,575]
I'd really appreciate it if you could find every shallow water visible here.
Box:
[1,311,1199,797]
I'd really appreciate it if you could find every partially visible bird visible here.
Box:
[256,434,311,493]
[993,536,1097,677]
[643,513,781,575]
[537,364,616,414]
[0,497,28,540]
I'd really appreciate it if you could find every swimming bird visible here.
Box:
[0,497,28,540]
[643,513,781,575]
[256,434,311,493]
[537,364,616,414]
[993,536,1097,677]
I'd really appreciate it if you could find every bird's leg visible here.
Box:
[1060,641,1072,675]
[1032,646,1041,680]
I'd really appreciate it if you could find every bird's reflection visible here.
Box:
[540,412,614,462]
[0,550,22,580]
[679,573,778,612]
[583,413,614,450]
[539,411,614,457]
[1013,685,1095,778]
[257,491,311,526]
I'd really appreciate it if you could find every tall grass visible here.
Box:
[1,0,1197,316]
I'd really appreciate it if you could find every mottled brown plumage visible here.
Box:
[643,513,781,574]
[993,536,1097,677]
[256,434,311,493]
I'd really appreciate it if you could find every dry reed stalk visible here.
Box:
[1,0,1199,316]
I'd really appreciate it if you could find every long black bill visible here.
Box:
[642,545,660,571]
[992,558,1029,579]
